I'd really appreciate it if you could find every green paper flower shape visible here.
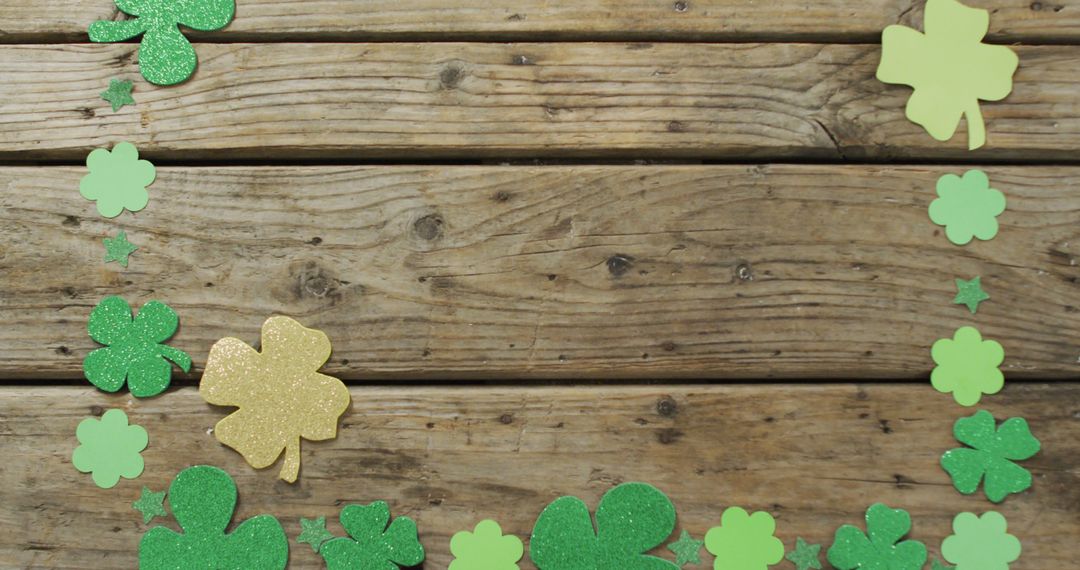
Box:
[941,410,1040,503]
[72,409,148,488]
[941,512,1020,570]
[931,326,1004,406]
[450,519,524,570]
[140,465,288,569]
[928,170,1007,245]
[319,501,425,570]
[79,142,156,218]
[704,507,783,570]
[84,296,192,398]
[827,504,927,570]
[89,0,236,86]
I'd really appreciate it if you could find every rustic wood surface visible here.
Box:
[1,384,1076,569]
[3,165,1079,380]
[3,43,1080,161]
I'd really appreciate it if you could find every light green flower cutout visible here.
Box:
[704,507,784,570]
[941,512,1020,570]
[928,170,1006,245]
[72,409,148,488]
[79,142,156,218]
[931,326,1005,406]
[450,519,524,570]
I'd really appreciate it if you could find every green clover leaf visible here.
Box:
[139,465,288,569]
[79,142,155,218]
[319,501,425,570]
[876,0,1018,150]
[450,519,524,570]
[88,0,235,85]
[930,326,1005,406]
[704,507,784,570]
[72,409,147,488]
[928,170,1006,245]
[529,482,678,570]
[941,512,1021,570]
[84,296,191,398]
[827,503,927,570]
[941,410,1040,503]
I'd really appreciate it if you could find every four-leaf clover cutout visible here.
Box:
[941,410,1040,502]
[451,519,524,570]
[827,503,927,570]
[319,501,425,570]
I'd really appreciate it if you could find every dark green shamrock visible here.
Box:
[827,503,926,570]
[88,0,235,86]
[529,482,678,570]
[941,409,1040,503]
[84,296,191,398]
[319,501,425,569]
[139,465,288,569]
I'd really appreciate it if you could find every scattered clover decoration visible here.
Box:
[88,0,236,86]
[941,410,1040,502]
[450,519,524,570]
[319,501,425,570]
[941,512,1021,570]
[931,326,1004,406]
[704,507,784,570]
[139,465,288,569]
[79,142,156,218]
[529,482,678,570]
[200,316,351,482]
[84,296,191,398]
[876,0,1018,150]
[297,516,335,553]
[827,504,927,570]
[928,170,1007,245]
[72,409,148,488]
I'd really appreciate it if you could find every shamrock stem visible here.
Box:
[280,438,301,483]
[966,102,986,151]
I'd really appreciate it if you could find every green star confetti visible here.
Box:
[297,516,335,554]
[100,79,135,111]
[941,410,1040,503]
[132,486,168,523]
[954,277,989,313]
[928,170,1006,246]
[103,230,138,268]
[827,504,926,570]
[667,530,704,567]
[930,326,1004,406]
[942,512,1020,570]
[79,142,156,218]
[72,409,148,488]
[705,507,784,570]
[450,519,524,570]
[786,537,823,570]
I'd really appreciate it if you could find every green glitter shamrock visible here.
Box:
[100,78,135,111]
[786,537,822,570]
[140,465,288,569]
[79,142,156,218]
[84,296,191,398]
[827,504,927,570]
[88,0,236,86]
[103,230,139,268]
[132,486,168,523]
[298,516,335,553]
[942,512,1020,570]
[667,530,703,567]
[72,409,148,488]
[319,501,425,570]
[529,482,678,570]
[953,277,989,314]
[931,326,1004,406]
[450,519,524,570]
[928,170,1006,246]
[704,507,784,570]
[941,410,1040,503]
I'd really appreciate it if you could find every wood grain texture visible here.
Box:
[4,0,1080,43]
[2,165,1079,380]
[0,384,1076,568]
[1,43,1079,161]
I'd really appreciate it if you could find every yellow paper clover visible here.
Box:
[931,326,1005,406]
[200,316,350,482]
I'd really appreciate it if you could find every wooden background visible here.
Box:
[1,1,1078,568]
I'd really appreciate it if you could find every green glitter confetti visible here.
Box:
[79,142,155,218]
[133,486,168,523]
[942,512,1020,570]
[297,516,335,554]
[786,537,823,570]
[928,170,1007,246]
[450,519,524,570]
[100,78,135,111]
[72,409,148,488]
[941,410,1040,503]
[140,465,288,569]
[931,326,1004,406]
[103,230,138,268]
[667,530,703,567]
[318,501,424,570]
[529,482,678,570]
[827,504,926,570]
[954,277,989,314]
[704,507,784,570]
[88,0,235,86]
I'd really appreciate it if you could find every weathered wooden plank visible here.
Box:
[4,0,1080,43]
[2,165,1078,380]
[1,43,1078,161]
[0,384,1076,568]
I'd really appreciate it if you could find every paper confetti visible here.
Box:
[931,326,1005,406]
[103,230,139,268]
[928,170,1006,245]
[954,277,989,314]
[100,79,135,111]
[450,519,523,570]
[667,530,704,567]
[319,501,425,569]
[132,486,168,523]
[72,409,147,489]
[79,142,156,218]
[827,504,927,570]
[297,516,335,553]
[786,537,823,570]
[941,410,1040,502]
[942,512,1020,570]
[704,507,784,570]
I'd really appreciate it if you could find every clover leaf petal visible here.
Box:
[319,501,425,570]
[941,410,1040,503]
[827,504,926,570]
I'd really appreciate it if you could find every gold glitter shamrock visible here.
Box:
[200,316,350,482]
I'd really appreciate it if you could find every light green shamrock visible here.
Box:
[79,142,156,218]
[72,409,148,488]
[876,0,1018,150]
[827,504,927,570]
[941,410,1040,503]
[450,519,524,570]
[704,507,784,570]
[931,326,1005,406]
[941,512,1020,570]
[928,170,1006,245]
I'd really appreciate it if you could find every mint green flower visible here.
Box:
[72,409,148,488]
[450,519,523,570]
[941,512,1020,570]
[931,326,1005,406]
[79,142,156,218]
[928,170,1006,245]
[704,507,784,570]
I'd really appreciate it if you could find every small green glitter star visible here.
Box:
[954,276,990,314]
[103,230,138,268]
[786,537,822,570]
[931,559,956,570]
[131,486,167,523]
[100,79,135,112]
[297,516,335,553]
[667,529,704,566]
